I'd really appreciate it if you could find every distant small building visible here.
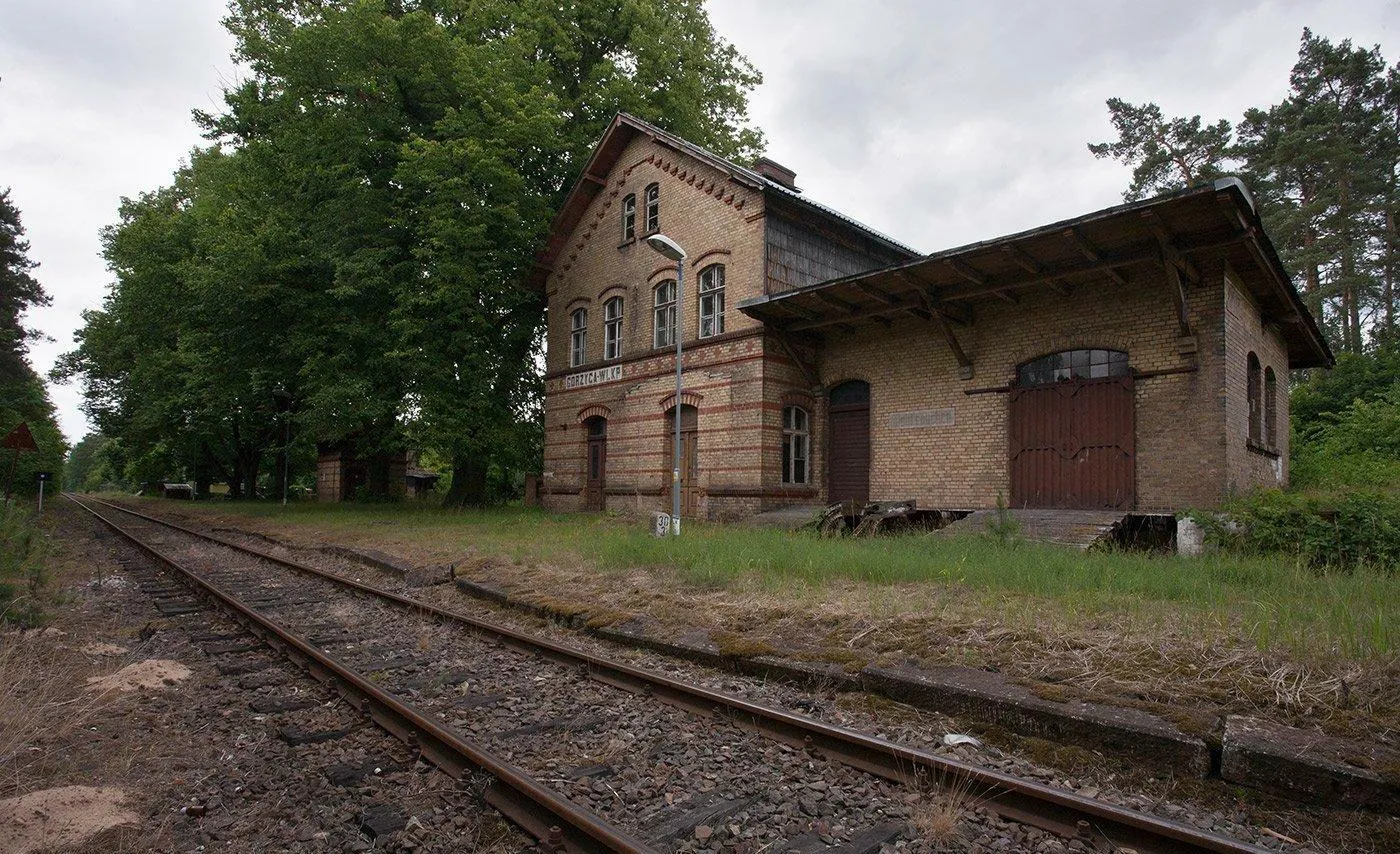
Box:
[315,440,408,502]
[533,113,1332,520]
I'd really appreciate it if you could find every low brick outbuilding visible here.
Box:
[534,114,1332,520]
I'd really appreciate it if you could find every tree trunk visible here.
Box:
[442,452,488,507]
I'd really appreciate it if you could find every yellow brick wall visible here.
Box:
[1223,270,1291,493]
[544,135,766,375]
[817,265,1229,510]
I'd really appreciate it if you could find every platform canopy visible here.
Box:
[738,179,1333,370]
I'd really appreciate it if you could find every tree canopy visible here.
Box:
[1089,29,1400,357]
[58,0,763,504]
[1,189,66,495]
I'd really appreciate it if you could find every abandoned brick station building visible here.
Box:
[534,114,1332,521]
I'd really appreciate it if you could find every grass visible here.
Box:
[0,502,49,627]
[113,496,1398,662]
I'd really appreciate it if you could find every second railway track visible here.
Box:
[67,493,1281,854]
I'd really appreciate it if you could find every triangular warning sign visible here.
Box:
[2,422,38,452]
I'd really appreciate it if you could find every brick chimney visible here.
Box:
[754,157,798,191]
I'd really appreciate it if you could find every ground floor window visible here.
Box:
[782,405,809,484]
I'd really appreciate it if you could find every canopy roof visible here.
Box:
[738,178,1332,370]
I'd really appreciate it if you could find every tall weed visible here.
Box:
[0,503,47,625]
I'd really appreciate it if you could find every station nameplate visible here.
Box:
[888,407,955,429]
[563,364,622,390]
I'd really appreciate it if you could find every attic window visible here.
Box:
[621,194,636,241]
[644,183,660,233]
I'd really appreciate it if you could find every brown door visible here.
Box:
[1009,374,1135,509]
[828,380,871,507]
[664,405,700,517]
[584,417,607,511]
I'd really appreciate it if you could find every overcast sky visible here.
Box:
[3,1,1397,443]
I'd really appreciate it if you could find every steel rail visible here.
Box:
[75,494,1273,854]
[66,494,658,854]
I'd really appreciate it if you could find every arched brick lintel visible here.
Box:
[577,404,612,424]
[658,391,704,412]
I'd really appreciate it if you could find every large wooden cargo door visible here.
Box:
[828,380,871,507]
[584,417,607,511]
[1009,374,1135,509]
[665,405,700,517]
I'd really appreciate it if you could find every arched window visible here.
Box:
[621,194,636,241]
[603,296,624,360]
[569,307,587,367]
[782,405,809,485]
[698,264,725,338]
[644,183,660,233]
[1016,349,1128,386]
[1264,365,1277,447]
[653,280,676,348]
[1247,352,1261,443]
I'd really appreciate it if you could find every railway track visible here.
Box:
[67,493,1277,854]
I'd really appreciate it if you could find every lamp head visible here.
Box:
[645,233,686,262]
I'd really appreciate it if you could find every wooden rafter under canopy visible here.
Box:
[737,178,1333,369]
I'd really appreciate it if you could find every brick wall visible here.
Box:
[815,265,1229,510]
[1223,270,1291,493]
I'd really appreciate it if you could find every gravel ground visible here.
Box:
[69,500,1382,853]
[4,501,528,854]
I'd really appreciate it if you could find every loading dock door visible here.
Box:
[1009,373,1135,510]
[828,380,871,507]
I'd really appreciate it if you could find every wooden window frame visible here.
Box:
[621,194,636,242]
[698,264,725,339]
[603,296,624,361]
[653,279,676,348]
[1264,365,1277,448]
[569,307,587,368]
[782,405,810,485]
[644,183,660,234]
[1247,352,1262,444]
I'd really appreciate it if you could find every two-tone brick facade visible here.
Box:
[533,115,1331,520]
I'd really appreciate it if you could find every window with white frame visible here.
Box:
[698,264,725,338]
[782,405,809,485]
[603,296,623,360]
[569,307,587,367]
[653,280,676,348]
[621,194,636,241]
[644,183,660,233]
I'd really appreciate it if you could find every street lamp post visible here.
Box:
[646,233,686,535]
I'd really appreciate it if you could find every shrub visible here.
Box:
[0,503,48,625]
[1198,490,1400,571]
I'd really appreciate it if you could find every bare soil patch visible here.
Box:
[85,659,192,693]
[0,785,136,854]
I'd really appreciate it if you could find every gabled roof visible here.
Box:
[738,178,1333,370]
[527,113,920,292]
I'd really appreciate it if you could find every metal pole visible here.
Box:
[281,411,289,506]
[37,478,44,514]
[672,259,684,536]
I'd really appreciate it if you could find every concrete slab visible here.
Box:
[1221,715,1399,810]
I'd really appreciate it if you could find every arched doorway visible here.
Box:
[1009,349,1134,509]
[827,380,870,507]
[664,404,699,517]
[583,416,607,511]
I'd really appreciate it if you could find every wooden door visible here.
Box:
[584,417,607,511]
[1009,375,1134,509]
[828,381,871,507]
[665,405,700,517]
